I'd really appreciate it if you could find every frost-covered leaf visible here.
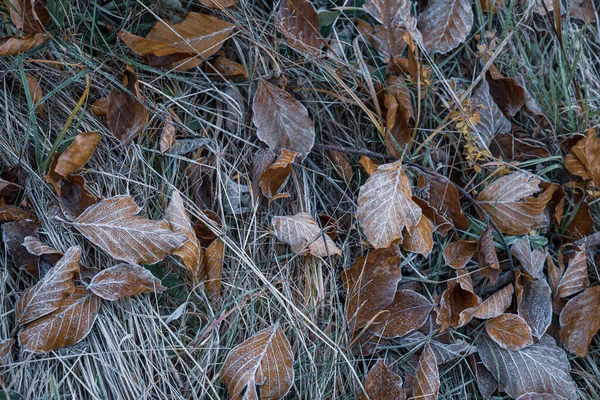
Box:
[221,323,294,400]
[417,0,473,54]
[360,360,406,400]
[470,354,498,399]
[259,149,300,198]
[416,173,469,231]
[88,264,166,301]
[478,225,500,283]
[3,220,40,277]
[475,284,514,319]
[372,289,433,339]
[559,286,600,357]
[0,33,46,57]
[413,344,439,400]
[443,240,477,269]
[487,74,526,118]
[168,138,211,155]
[159,114,175,153]
[362,0,413,64]
[486,313,533,351]
[19,287,100,353]
[516,394,568,400]
[0,198,34,222]
[515,272,552,339]
[253,79,315,159]
[276,0,323,54]
[436,272,481,331]
[24,73,43,116]
[272,212,341,257]
[8,0,49,33]
[472,79,512,149]
[565,128,600,186]
[557,244,588,299]
[204,238,224,302]
[46,132,101,184]
[0,338,14,360]
[357,160,422,249]
[476,334,577,400]
[511,237,545,279]
[107,65,148,144]
[70,195,188,265]
[15,246,80,325]
[401,215,434,256]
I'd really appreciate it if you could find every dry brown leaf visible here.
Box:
[559,286,600,357]
[23,236,61,257]
[473,79,512,149]
[221,322,294,400]
[372,289,433,339]
[272,212,341,257]
[470,354,498,399]
[436,273,481,331]
[251,147,276,201]
[0,178,23,199]
[364,0,412,28]
[91,97,108,116]
[198,0,237,8]
[46,132,101,184]
[417,0,473,54]
[486,313,533,351]
[209,56,248,78]
[357,160,422,249]
[56,175,99,220]
[25,73,43,116]
[360,359,406,400]
[383,76,413,153]
[413,197,454,237]
[343,247,403,332]
[556,244,588,299]
[490,131,551,162]
[416,173,469,231]
[166,191,205,282]
[564,199,593,239]
[88,264,166,301]
[565,129,600,186]
[8,0,49,33]
[515,271,552,339]
[276,0,323,54]
[413,344,439,400]
[3,220,39,277]
[362,0,412,64]
[0,197,34,222]
[443,240,477,269]
[486,74,526,118]
[359,155,379,175]
[568,0,596,22]
[0,338,14,361]
[15,246,80,325]
[0,33,46,57]
[329,150,353,185]
[476,334,577,399]
[204,238,224,302]
[69,195,188,265]
[259,149,300,198]
[475,284,514,319]
[548,255,563,296]
[516,394,569,400]
[252,79,315,159]
[401,215,434,256]
[356,18,407,66]
[478,225,500,283]
[160,114,176,153]
[511,236,546,279]
[476,171,555,235]
[19,286,100,353]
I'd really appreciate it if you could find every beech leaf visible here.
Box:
[487,74,526,118]
[413,344,439,400]
[478,225,500,283]
[204,238,224,302]
[401,215,434,256]
[559,286,600,357]
[436,273,481,331]
[272,212,341,257]
[475,284,514,319]
[0,33,46,57]
[360,360,406,400]
[46,132,101,185]
[511,237,545,279]
[25,73,43,116]
[7,0,49,33]
[3,220,40,277]
[417,0,473,54]
[372,289,433,339]
[556,245,588,299]
[443,240,477,269]
[276,0,323,54]
[88,264,165,301]
[515,271,552,339]
[416,173,470,231]
[259,149,300,198]
[221,323,294,400]
[564,128,600,186]
[473,79,512,149]
[0,198,34,222]
[486,313,533,351]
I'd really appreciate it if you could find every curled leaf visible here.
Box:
[0,33,46,57]
[259,149,300,198]
[565,128,600,186]
[401,215,434,256]
[475,284,514,320]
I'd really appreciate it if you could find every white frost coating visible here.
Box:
[557,245,588,298]
[511,237,546,279]
[517,278,552,339]
[476,334,577,400]
[418,0,473,54]
[472,79,512,149]
[88,263,166,301]
[475,284,514,320]
[272,212,341,257]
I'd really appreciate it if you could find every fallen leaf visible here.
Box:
[564,128,600,186]
[564,199,593,239]
[364,0,412,28]
[259,149,300,198]
[221,323,294,400]
[204,238,224,302]
[473,79,512,149]
[475,284,514,319]
[0,197,34,222]
[401,215,434,256]
[515,271,552,339]
[198,0,237,8]
[443,240,477,269]
[0,33,46,57]
[357,160,422,249]
[486,313,533,351]
[252,79,315,159]
[19,286,100,353]
[107,65,149,144]
[559,286,600,357]
[413,344,439,400]
[88,264,166,301]
[8,0,49,33]
[362,0,412,64]
[416,173,470,231]
[356,18,406,66]
[223,178,251,215]
[276,0,323,54]
[478,225,500,283]
[166,191,205,282]
[208,56,247,78]
[168,138,210,155]
[372,289,433,338]
[470,354,498,399]
[252,147,276,201]
[417,0,473,54]
[359,155,379,175]
[56,175,99,220]
[15,246,80,325]
[46,132,101,186]
[476,334,577,400]
[476,171,555,235]
[568,0,596,22]
[0,178,23,199]
[436,273,481,331]
[22,235,61,257]
[0,339,14,360]
[511,237,546,279]
[69,195,188,265]
[160,114,176,153]
[383,76,414,153]
[3,220,39,277]
[272,212,341,257]
[360,360,406,400]
[25,73,43,116]
[486,73,526,118]
[91,97,108,116]
[413,197,454,237]
[556,244,588,299]
[490,131,550,162]
[516,394,569,400]
[343,247,403,332]
[403,332,476,364]
[329,150,353,185]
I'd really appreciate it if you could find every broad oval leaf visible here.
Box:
[559,286,600,357]
[416,173,469,231]
[0,33,46,57]
[272,212,341,257]
[48,132,101,180]
[556,245,588,299]
[374,289,433,339]
[413,344,439,400]
[221,323,294,400]
[252,79,315,159]
[15,246,81,325]
[8,0,50,33]
[3,220,40,277]
[443,240,477,269]
[511,237,546,279]
[487,74,526,118]
[360,359,406,400]
[475,284,514,320]
[19,286,100,353]
[515,272,552,339]
[565,128,600,186]
[88,264,166,301]
[276,0,322,54]
[401,215,434,256]
[417,0,473,54]
[70,195,188,265]
[357,160,422,249]
[476,334,577,400]
[486,313,533,351]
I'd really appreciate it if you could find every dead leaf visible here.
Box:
[473,79,512,149]
[107,65,149,144]
[413,197,454,237]
[515,271,552,339]
[359,155,379,175]
[559,286,600,357]
[490,131,550,162]
[91,97,108,116]
[443,240,477,269]
[362,0,413,64]
[276,0,323,54]
[0,197,34,222]
[69,195,188,265]
[568,0,596,22]
[209,56,248,78]
[0,338,14,361]
[166,191,205,282]
[221,322,294,400]
[8,0,49,33]
[564,199,593,239]
[259,149,300,198]
[401,215,434,256]
[383,76,414,153]
[556,244,588,299]
[357,160,422,249]
[205,238,224,302]
[15,246,80,325]
[372,289,434,339]
[478,225,500,283]
[168,138,210,155]
[198,0,237,8]
[486,73,526,118]
[329,150,353,185]
[251,147,276,201]
[356,18,406,66]
[416,173,470,231]
[22,235,61,257]
[413,344,439,400]
[360,360,406,400]
[511,236,546,279]
[470,354,498,399]
[417,0,473,54]
[160,114,176,153]
[25,73,43,116]
[0,178,23,199]
[88,264,166,301]
[486,313,533,351]
[475,284,514,319]
[56,175,99,220]
[272,212,341,257]
[476,171,555,235]
[46,132,100,186]
[476,334,577,400]
[436,273,481,331]
[19,286,100,353]
[516,394,569,400]
[0,33,46,57]
[565,128,600,187]
[3,220,39,277]
[252,79,315,159]
[364,0,412,29]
